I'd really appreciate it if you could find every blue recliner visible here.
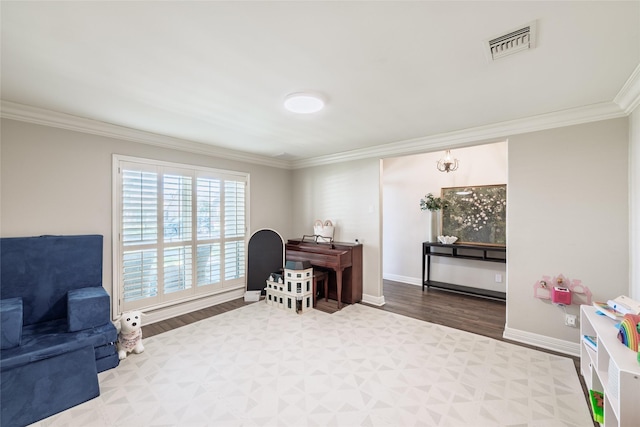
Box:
[0,235,119,427]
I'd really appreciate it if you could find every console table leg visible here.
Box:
[422,248,425,291]
[426,253,431,290]
[336,269,343,310]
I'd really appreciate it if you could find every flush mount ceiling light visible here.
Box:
[283,92,325,114]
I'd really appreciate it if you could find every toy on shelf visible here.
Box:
[588,390,604,424]
[593,296,640,321]
[533,274,592,305]
[593,301,626,321]
[617,314,640,352]
[608,295,640,315]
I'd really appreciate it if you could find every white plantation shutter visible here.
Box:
[196,177,221,241]
[224,240,245,280]
[122,170,157,245]
[164,246,192,294]
[196,243,221,286]
[114,156,248,313]
[224,180,245,238]
[163,173,192,242]
[121,168,159,304]
[122,249,157,301]
[223,179,246,281]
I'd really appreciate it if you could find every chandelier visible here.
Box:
[436,150,459,173]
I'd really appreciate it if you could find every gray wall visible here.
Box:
[290,118,631,354]
[506,118,629,352]
[0,119,293,315]
[630,107,640,300]
[291,159,383,304]
[2,114,637,353]
[382,117,640,353]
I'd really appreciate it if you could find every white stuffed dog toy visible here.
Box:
[114,311,145,360]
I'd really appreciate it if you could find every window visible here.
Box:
[113,155,248,313]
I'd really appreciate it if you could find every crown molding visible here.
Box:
[1,97,630,172]
[0,101,292,170]
[291,101,627,169]
[614,63,640,115]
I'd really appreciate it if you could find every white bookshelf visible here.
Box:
[580,305,640,427]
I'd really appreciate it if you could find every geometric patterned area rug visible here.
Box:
[33,302,592,427]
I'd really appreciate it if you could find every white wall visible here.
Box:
[291,159,383,305]
[382,142,507,292]
[0,119,293,320]
[505,118,629,355]
[630,106,640,300]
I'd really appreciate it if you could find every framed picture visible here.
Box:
[441,184,506,246]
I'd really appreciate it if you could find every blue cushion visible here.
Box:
[0,235,103,326]
[0,345,99,427]
[0,234,118,426]
[67,287,110,332]
[94,343,116,360]
[0,298,23,350]
[96,351,120,373]
[0,319,117,372]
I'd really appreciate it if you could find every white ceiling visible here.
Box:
[2,1,639,167]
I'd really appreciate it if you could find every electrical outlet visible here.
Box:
[495,274,503,283]
[565,314,577,327]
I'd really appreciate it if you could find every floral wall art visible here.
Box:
[441,184,506,246]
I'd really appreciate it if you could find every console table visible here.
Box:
[422,242,506,300]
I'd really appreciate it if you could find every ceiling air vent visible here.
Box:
[486,21,537,61]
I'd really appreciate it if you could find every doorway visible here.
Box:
[380,141,508,303]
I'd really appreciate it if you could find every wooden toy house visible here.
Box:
[265,261,313,314]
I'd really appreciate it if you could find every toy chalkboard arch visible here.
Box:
[247,229,285,293]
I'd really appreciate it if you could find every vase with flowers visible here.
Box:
[420,193,447,242]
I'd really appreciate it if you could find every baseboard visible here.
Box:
[362,293,386,306]
[503,326,580,357]
[143,287,246,326]
[383,273,421,286]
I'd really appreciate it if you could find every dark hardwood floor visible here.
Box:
[143,297,252,338]
[144,279,562,356]
[142,280,594,426]
[372,280,507,341]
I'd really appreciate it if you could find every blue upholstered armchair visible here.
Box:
[0,235,119,427]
